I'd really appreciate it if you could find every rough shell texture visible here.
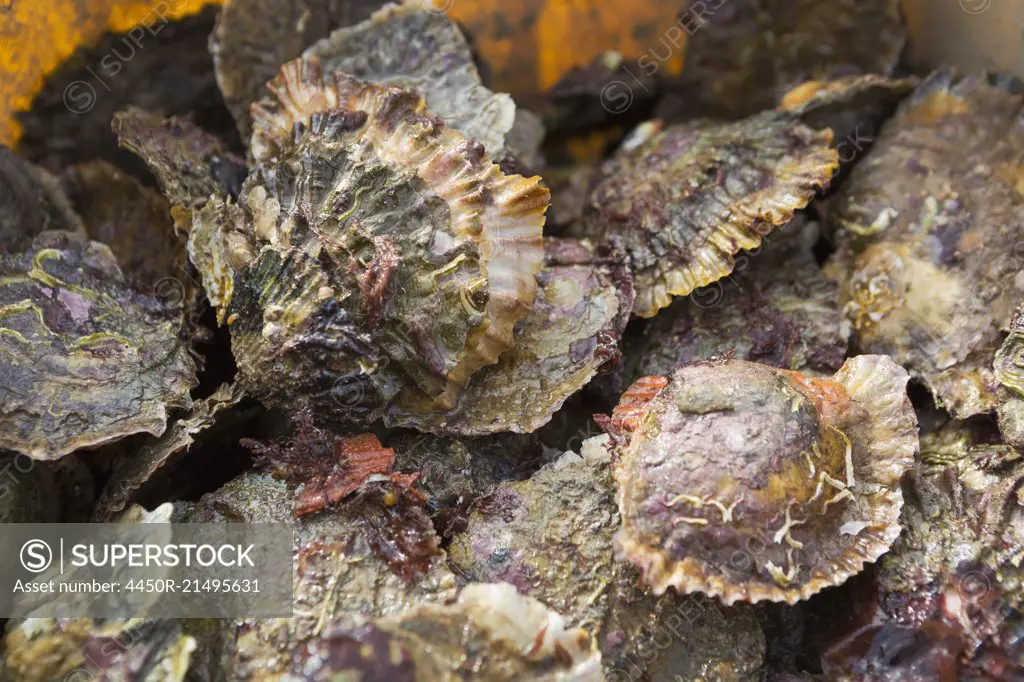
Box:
[574,113,837,317]
[607,355,918,605]
[826,72,1024,419]
[609,219,849,401]
[0,146,84,253]
[0,231,197,460]
[289,583,603,682]
[179,471,457,680]
[666,0,906,120]
[301,3,541,168]
[113,107,247,228]
[449,435,766,681]
[387,237,634,435]
[200,64,548,422]
[996,304,1024,449]
[210,0,385,139]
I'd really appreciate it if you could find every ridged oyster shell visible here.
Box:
[996,304,1024,449]
[193,62,548,422]
[0,146,84,253]
[574,113,837,317]
[605,355,918,604]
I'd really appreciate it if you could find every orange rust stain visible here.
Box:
[0,0,220,147]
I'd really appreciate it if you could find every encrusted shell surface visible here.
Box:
[574,113,837,317]
[0,146,84,252]
[210,0,385,139]
[664,0,906,120]
[196,63,548,422]
[611,219,849,400]
[0,231,197,460]
[289,583,603,682]
[449,435,766,681]
[179,470,457,680]
[301,3,541,167]
[387,237,634,434]
[607,355,917,605]
[996,304,1024,449]
[826,72,1024,419]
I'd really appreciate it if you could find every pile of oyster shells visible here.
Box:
[1,0,1023,680]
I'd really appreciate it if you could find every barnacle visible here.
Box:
[663,0,906,120]
[300,3,542,168]
[180,470,457,680]
[0,146,84,252]
[449,435,767,680]
[574,112,837,317]
[827,71,1024,419]
[996,304,1024,449]
[0,231,197,460]
[388,237,634,435]
[210,0,384,139]
[605,355,917,605]
[193,65,548,422]
[611,219,849,401]
[290,583,603,682]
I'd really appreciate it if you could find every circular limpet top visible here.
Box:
[607,356,917,604]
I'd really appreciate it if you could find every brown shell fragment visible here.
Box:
[113,107,247,229]
[449,436,767,680]
[291,583,603,682]
[575,113,837,317]
[827,72,1024,419]
[387,237,634,435]
[0,146,84,253]
[210,0,385,139]
[0,231,197,460]
[664,0,906,120]
[300,3,539,166]
[612,219,849,400]
[203,65,548,422]
[607,355,917,605]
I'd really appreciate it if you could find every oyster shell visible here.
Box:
[610,219,849,401]
[663,0,906,120]
[195,64,548,421]
[604,355,918,604]
[299,3,541,168]
[210,0,385,139]
[996,304,1024,449]
[0,146,84,252]
[0,231,197,460]
[179,470,457,680]
[388,237,634,435]
[449,436,767,680]
[290,583,603,682]
[574,113,837,317]
[113,107,247,230]
[826,72,1024,419]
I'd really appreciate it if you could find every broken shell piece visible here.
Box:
[0,231,197,460]
[606,355,917,605]
[613,219,849,400]
[291,583,603,682]
[664,0,906,120]
[827,72,1024,419]
[210,0,385,139]
[996,305,1024,449]
[0,146,84,252]
[299,3,540,166]
[387,238,634,435]
[448,436,767,680]
[206,68,547,421]
[575,112,837,317]
[113,107,247,230]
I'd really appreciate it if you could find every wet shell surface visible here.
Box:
[289,583,604,682]
[0,231,197,460]
[0,145,84,253]
[996,305,1024,449]
[192,62,548,422]
[606,355,918,605]
[387,237,634,435]
[575,112,837,317]
[827,71,1024,419]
